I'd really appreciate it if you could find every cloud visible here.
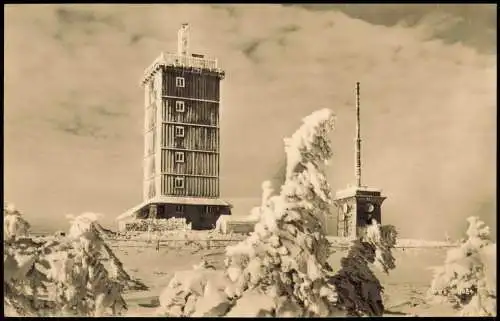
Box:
[50,116,104,138]
[91,105,128,118]
[55,6,123,29]
[240,39,265,62]
[278,24,301,34]
[129,33,144,45]
[210,4,240,19]
[285,4,496,54]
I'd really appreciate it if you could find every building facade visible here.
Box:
[334,187,386,238]
[118,24,231,230]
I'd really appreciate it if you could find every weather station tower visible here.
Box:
[334,82,386,239]
[117,23,232,230]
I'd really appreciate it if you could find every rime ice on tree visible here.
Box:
[4,203,30,241]
[4,210,143,317]
[428,216,496,317]
[222,108,338,316]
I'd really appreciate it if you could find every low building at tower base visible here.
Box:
[117,196,232,232]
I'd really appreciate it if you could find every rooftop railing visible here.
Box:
[142,52,222,85]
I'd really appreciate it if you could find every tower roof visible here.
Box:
[334,186,384,199]
[141,23,224,86]
[141,52,224,86]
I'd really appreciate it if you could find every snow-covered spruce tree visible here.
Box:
[428,216,496,316]
[328,221,397,316]
[156,108,340,317]
[221,109,339,317]
[4,211,141,316]
[3,203,48,316]
[4,203,30,241]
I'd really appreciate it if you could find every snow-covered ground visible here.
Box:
[112,239,461,317]
[327,236,453,248]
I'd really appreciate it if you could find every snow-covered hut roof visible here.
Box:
[334,186,383,199]
[116,196,232,221]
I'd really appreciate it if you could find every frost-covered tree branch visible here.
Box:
[427,216,496,316]
[4,206,144,317]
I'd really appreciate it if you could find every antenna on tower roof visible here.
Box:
[177,23,190,56]
[355,82,362,188]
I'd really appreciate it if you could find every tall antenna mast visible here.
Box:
[177,23,190,56]
[355,82,362,187]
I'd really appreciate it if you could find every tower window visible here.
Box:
[175,100,185,112]
[175,151,185,163]
[176,77,185,88]
[174,177,185,189]
[175,205,184,213]
[175,126,185,138]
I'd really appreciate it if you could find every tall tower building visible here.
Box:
[334,82,386,238]
[117,23,232,230]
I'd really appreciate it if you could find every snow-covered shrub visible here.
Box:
[365,221,398,274]
[156,108,342,317]
[215,216,229,234]
[328,221,398,316]
[215,181,273,236]
[122,217,191,232]
[4,211,145,316]
[4,203,30,241]
[428,216,496,316]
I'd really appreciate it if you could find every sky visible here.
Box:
[4,4,496,239]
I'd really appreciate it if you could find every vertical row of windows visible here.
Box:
[172,76,185,190]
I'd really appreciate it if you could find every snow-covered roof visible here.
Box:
[334,185,383,199]
[116,196,232,221]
